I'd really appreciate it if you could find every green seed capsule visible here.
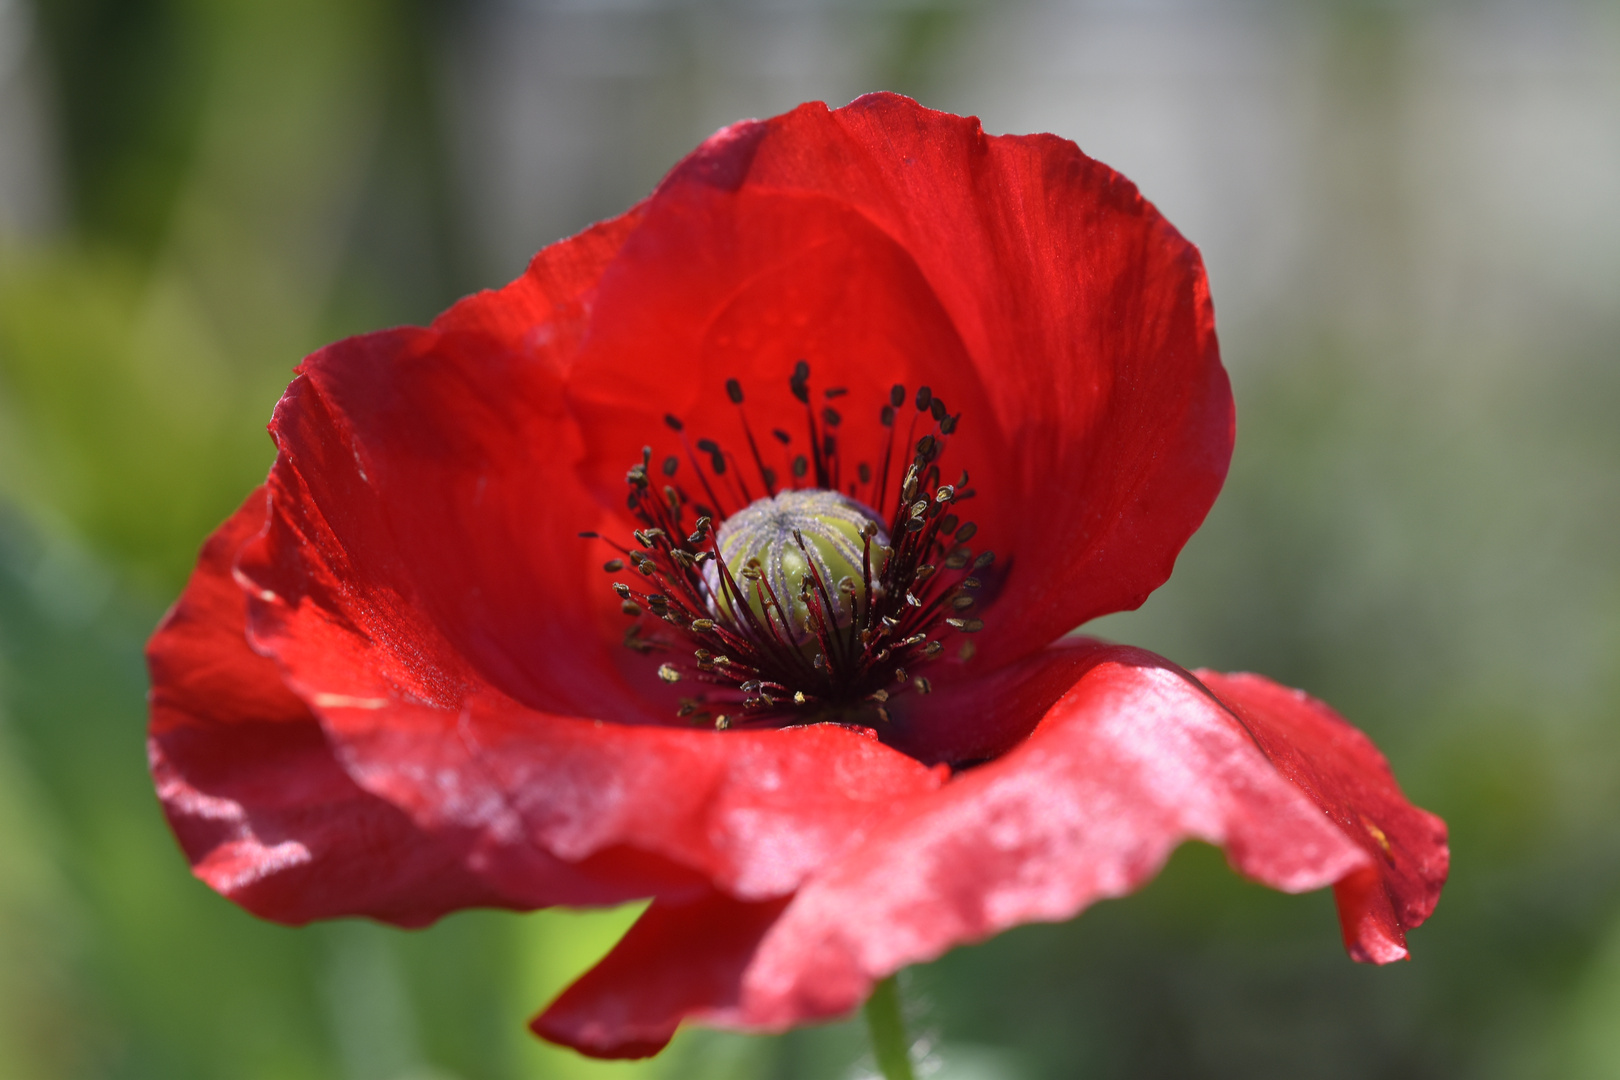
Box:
[705,490,889,648]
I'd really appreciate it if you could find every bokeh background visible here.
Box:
[1,0,1617,1076]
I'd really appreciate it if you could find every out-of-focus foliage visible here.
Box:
[0,0,1616,1077]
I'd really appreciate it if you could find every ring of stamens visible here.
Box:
[583,362,993,731]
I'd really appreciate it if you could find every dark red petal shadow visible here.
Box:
[1196,670,1449,963]
[537,642,1422,1053]
[568,94,1231,675]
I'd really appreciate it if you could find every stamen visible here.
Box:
[590,365,994,732]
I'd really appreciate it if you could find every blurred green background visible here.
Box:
[1,0,1617,1077]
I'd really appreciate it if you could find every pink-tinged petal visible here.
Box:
[1195,670,1449,963]
[532,891,788,1060]
[533,642,1402,1049]
[567,94,1230,672]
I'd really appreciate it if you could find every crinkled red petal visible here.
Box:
[1195,670,1449,963]
[536,642,1447,1054]
[153,491,944,919]
[567,93,1231,670]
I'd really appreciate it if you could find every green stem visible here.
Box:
[863,974,915,1080]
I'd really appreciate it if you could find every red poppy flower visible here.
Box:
[147,94,1447,1059]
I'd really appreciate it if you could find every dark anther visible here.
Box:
[621,600,642,616]
[790,361,811,403]
[726,378,745,403]
[880,404,896,427]
[924,641,944,658]
[915,385,933,411]
[946,617,985,633]
[940,514,959,534]
[935,485,955,503]
[613,583,631,599]
[696,438,719,454]
[825,387,848,399]
[869,688,890,703]
[894,667,907,683]
[822,406,842,427]
[603,559,624,572]
[963,577,982,589]
[691,618,715,632]
[916,434,937,458]
[792,455,808,478]
[973,551,995,569]
[909,499,929,518]
[951,595,975,611]
[914,564,936,580]
[858,463,871,484]
[793,360,810,381]
[578,530,599,539]
[930,397,947,422]
[914,676,933,694]
[710,451,727,475]
[905,518,926,533]
[940,413,960,435]
[944,550,970,570]
[662,455,678,476]
[772,429,792,444]
[890,384,906,408]
[762,466,777,489]
[955,522,979,542]
[664,414,684,431]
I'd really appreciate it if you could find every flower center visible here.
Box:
[584,362,992,731]
[707,489,889,649]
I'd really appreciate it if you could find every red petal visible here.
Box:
[156,493,943,921]
[147,491,515,925]
[531,891,788,1059]
[566,94,1231,669]
[1194,670,1449,963]
[536,643,1433,1048]
[247,211,655,727]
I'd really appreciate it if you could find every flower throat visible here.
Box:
[584,362,992,731]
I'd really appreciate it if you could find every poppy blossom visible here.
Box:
[146,93,1447,1059]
